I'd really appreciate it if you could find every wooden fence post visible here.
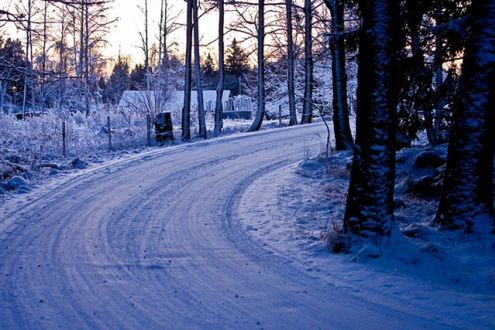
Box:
[146,114,152,147]
[107,115,112,151]
[62,121,66,158]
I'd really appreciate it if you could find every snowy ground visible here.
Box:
[0,109,282,198]
[0,122,493,328]
[239,148,495,328]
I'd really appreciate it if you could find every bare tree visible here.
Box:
[192,0,207,139]
[300,0,313,124]
[214,0,225,136]
[247,0,266,132]
[43,0,115,115]
[158,0,180,67]
[285,0,297,125]
[138,0,151,90]
[182,0,193,140]
[13,0,38,115]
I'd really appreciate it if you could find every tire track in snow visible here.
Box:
[0,123,450,329]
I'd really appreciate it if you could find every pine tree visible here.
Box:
[225,38,250,78]
[105,55,130,104]
[343,0,401,243]
[0,38,28,108]
[129,64,147,90]
[435,0,495,231]
[202,53,216,89]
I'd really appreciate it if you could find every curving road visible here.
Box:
[0,124,451,329]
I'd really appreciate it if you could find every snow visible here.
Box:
[0,122,493,328]
[118,90,231,113]
[239,145,495,328]
[0,106,286,199]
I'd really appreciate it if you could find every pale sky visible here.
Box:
[107,0,221,63]
[1,0,242,67]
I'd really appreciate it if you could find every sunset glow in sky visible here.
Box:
[108,0,220,63]
[1,0,241,67]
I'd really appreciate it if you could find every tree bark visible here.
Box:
[326,0,353,150]
[301,0,313,124]
[435,0,495,231]
[431,5,445,146]
[159,0,173,67]
[182,0,193,141]
[285,0,297,126]
[214,0,225,136]
[84,2,90,116]
[192,0,207,139]
[247,0,265,132]
[343,0,400,242]
[41,1,49,114]
[22,0,33,117]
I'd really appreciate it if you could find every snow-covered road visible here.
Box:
[0,124,454,329]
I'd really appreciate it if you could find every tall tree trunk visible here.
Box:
[301,0,313,124]
[430,5,446,146]
[144,0,149,72]
[22,0,33,116]
[435,0,495,231]
[40,1,48,114]
[143,0,151,90]
[192,0,207,139]
[407,1,433,148]
[163,0,170,66]
[84,2,90,116]
[159,0,173,67]
[58,15,67,112]
[0,83,4,113]
[247,0,265,132]
[343,0,400,242]
[214,0,225,136]
[285,0,297,126]
[326,0,353,150]
[78,3,85,114]
[182,0,193,141]
[158,0,164,67]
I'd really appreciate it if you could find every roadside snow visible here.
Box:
[1,120,493,328]
[0,105,288,199]
[238,148,495,328]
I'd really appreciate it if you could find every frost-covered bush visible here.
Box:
[0,106,160,164]
[0,112,63,163]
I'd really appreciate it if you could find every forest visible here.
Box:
[1,0,493,244]
[0,0,494,328]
